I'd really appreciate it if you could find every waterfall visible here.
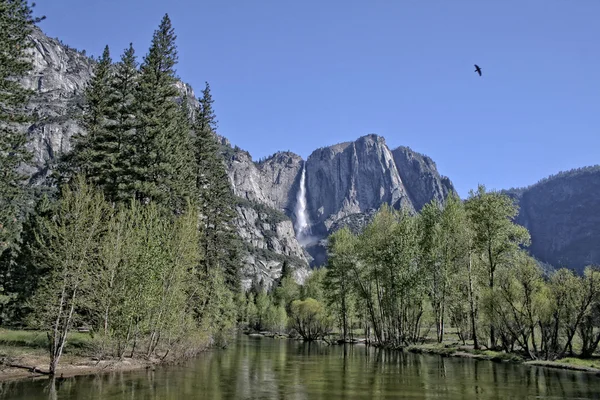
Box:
[294,163,311,244]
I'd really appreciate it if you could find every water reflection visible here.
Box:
[0,335,599,399]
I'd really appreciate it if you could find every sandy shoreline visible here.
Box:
[0,355,161,383]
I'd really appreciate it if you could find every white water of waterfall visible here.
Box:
[294,164,311,245]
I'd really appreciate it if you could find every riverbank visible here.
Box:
[0,351,159,382]
[404,343,600,374]
[0,329,208,383]
[244,331,600,375]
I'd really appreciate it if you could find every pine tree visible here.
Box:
[0,0,44,253]
[129,14,195,210]
[58,46,113,184]
[193,82,240,290]
[105,43,138,202]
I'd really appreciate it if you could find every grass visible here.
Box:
[555,357,600,370]
[470,349,524,362]
[0,329,96,355]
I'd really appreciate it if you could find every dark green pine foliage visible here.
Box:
[194,82,241,290]
[58,46,113,185]
[130,14,195,211]
[277,260,291,287]
[0,194,53,325]
[104,43,138,202]
[0,0,43,253]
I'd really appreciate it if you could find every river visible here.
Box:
[1,335,599,399]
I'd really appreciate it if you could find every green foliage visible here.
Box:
[273,276,300,313]
[289,298,331,341]
[58,46,113,186]
[466,184,531,348]
[128,14,196,210]
[193,82,241,290]
[243,288,287,333]
[0,8,246,373]
[324,227,357,341]
[0,0,43,254]
[28,176,107,374]
[310,187,600,362]
[301,269,326,304]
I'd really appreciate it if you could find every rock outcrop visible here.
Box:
[233,200,310,289]
[19,28,94,184]
[504,166,600,273]
[392,146,455,210]
[305,134,414,235]
[223,143,303,213]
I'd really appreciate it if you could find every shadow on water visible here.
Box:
[1,335,599,399]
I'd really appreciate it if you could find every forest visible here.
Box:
[1,1,241,375]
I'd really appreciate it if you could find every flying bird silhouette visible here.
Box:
[474,64,482,76]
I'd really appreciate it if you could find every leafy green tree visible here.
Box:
[273,275,300,313]
[0,0,44,253]
[289,298,332,341]
[324,227,357,341]
[301,268,326,304]
[494,252,547,356]
[465,184,530,348]
[29,176,107,375]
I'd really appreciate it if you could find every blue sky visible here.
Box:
[35,0,600,197]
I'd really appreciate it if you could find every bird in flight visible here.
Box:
[474,64,482,76]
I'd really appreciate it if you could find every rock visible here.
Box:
[305,134,414,235]
[391,146,456,210]
[234,202,310,290]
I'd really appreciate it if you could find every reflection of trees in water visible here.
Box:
[1,337,600,399]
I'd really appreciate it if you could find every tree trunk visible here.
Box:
[468,253,479,349]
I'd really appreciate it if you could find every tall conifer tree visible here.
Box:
[0,0,43,253]
[129,14,195,210]
[193,82,240,289]
[105,43,138,202]
[57,46,113,184]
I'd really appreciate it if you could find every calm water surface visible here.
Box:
[1,335,599,399]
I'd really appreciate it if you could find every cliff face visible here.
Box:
[233,202,310,289]
[19,28,94,183]
[304,134,415,236]
[392,146,455,210]
[504,166,600,273]
[223,143,303,213]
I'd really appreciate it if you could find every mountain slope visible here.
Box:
[504,166,600,273]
